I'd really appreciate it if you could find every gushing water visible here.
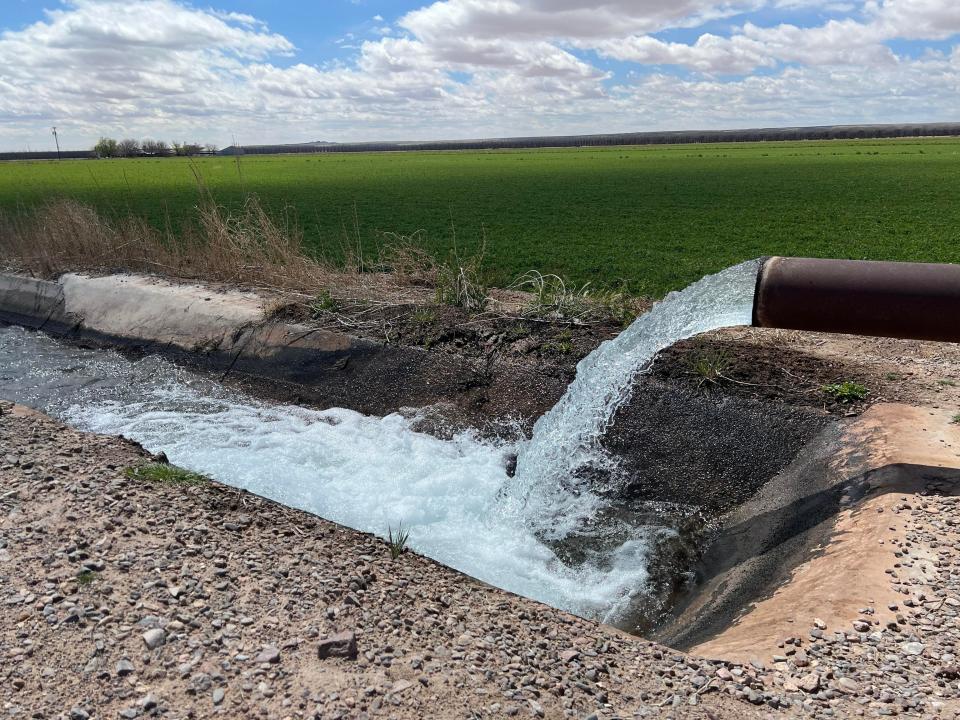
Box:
[0,260,760,626]
[506,260,761,537]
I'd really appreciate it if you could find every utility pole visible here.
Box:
[51,126,61,160]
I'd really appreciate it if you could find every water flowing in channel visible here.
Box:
[0,260,759,626]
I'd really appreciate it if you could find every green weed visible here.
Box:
[310,290,340,315]
[387,523,410,560]
[410,308,437,325]
[822,381,869,403]
[687,348,733,387]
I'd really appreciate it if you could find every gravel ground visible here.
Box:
[3,400,960,719]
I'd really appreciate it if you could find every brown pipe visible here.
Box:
[753,257,960,342]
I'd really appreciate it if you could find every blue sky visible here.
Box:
[1,0,959,151]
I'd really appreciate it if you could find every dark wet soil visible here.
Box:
[650,336,875,416]
[269,299,624,379]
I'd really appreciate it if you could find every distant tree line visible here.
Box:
[3,122,959,163]
[221,122,960,157]
[92,137,218,158]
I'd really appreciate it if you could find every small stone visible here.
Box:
[852,620,871,632]
[69,709,89,720]
[318,630,358,660]
[390,679,413,694]
[837,677,860,694]
[529,699,545,717]
[799,673,820,693]
[212,688,225,705]
[116,658,135,676]
[253,645,280,664]
[142,628,166,649]
[902,642,926,656]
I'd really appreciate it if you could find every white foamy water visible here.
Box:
[0,260,760,625]
[507,260,760,537]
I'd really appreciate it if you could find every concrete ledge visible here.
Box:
[0,272,569,422]
[0,274,67,333]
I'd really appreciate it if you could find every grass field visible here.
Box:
[2,138,959,297]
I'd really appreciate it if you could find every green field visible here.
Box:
[2,138,960,297]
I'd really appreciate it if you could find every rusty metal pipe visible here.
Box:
[752,257,960,342]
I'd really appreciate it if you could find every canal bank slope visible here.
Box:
[0,402,767,719]
[6,403,960,718]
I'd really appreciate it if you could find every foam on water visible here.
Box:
[507,260,761,537]
[0,260,760,625]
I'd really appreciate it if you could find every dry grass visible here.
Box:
[0,196,406,299]
[0,195,647,322]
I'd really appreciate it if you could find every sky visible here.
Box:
[1,0,959,151]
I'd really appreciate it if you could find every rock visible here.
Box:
[390,679,413,694]
[903,642,926,656]
[69,709,89,720]
[142,628,166,649]
[837,677,860,694]
[560,649,580,663]
[318,631,357,660]
[799,673,820,693]
[529,699,545,717]
[253,645,280,664]
[116,658,135,676]
[212,688,225,705]
[852,620,871,632]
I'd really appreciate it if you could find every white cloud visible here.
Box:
[0,0,959,151]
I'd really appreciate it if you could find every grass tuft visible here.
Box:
[76,570,96,585]
[822,381,869,403]
[310,289,340,315]
[387,523,411,560]
[687,348,734,387]
[125,463,209,486]
[435,253,489,312]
